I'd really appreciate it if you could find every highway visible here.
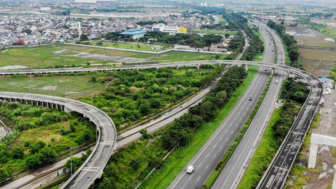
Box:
[0,40,323,189]
[0,61,322,189]
[0,33,250,189]
[167,23,275,189]
[211,22,285,189]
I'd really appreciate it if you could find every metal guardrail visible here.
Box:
[256,73,322,189]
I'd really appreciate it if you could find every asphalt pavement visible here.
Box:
[211,21,286,189]
[168,22,275,189]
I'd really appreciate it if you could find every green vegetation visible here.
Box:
[136,66,258,189]
[267,20,303,69]
[80,67,221,129]
[0,102,96,182]
[253,31,265,62]
[0,44,111,68]
[78,41,171,52]
[0,44,216,69]
[139,32,223,48]
[230,14,264,61]
[236,78,309,188]
[97,66,255,189]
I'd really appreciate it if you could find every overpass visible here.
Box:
[0,61,322,189]
[0,92,117,189]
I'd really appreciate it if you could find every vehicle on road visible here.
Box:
[187,166,194,174]
[275,80,279,84]
[249,97,252,101]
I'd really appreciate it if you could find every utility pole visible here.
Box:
[70,147,73,176]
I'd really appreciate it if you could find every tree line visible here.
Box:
[230,13,264,61]
[139,32,223,48]
[273,78,309,142]
[267,20,303,69]
[161,66,247,149]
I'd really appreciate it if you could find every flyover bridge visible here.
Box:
[0,61,322,189]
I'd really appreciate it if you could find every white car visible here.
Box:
[187,165,194,174]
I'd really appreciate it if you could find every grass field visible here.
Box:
[0,44,111,68]
[190,29,236,35]
[0,74,105,99]
[133,51,216,62]
[299,49,336,62]
[237,107,282,189]
[138,66,259,189]
[0,44,216,69]
[295,33,336,48]
[88,41,173,52]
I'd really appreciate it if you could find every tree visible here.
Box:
[80,34,89,41]
[63,157,83,174]
[38,147,57,163]
[30,140,46,154]
[130,158,141,170]
[139,101,151,115]
[90,76,97,82]
[215,91,227,108]
[11,147,24,159]
[150,157,163,168]
[26,154,41,169]
[140,129,152,139]
[0,168,12,182]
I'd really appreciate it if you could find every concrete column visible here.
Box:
[308,143,318,168]
[332,165,336,189]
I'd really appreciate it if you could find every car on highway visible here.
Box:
[249,97,252,101]
[187,165,194,174]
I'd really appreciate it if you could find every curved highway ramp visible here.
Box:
[0,92,116,189]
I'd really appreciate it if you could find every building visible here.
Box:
[152,24,187,35]
[178,27,188,34]
[319,78,334,89]
[119,29,147,39]
[74,0,97,3]
[40,7,51,11]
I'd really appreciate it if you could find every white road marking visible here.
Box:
[206,153,209,158]
[220,145,223,149]
[213,144,217,149]
[226,138,228,142]
[206,165,209,169]
[197,176,201,181]
[220,136,223,140]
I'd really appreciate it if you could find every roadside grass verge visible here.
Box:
[237,107,282,189]
[205,72,273,188]
[138,66,259,189]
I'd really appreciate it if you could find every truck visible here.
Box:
[187,165,194,174]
